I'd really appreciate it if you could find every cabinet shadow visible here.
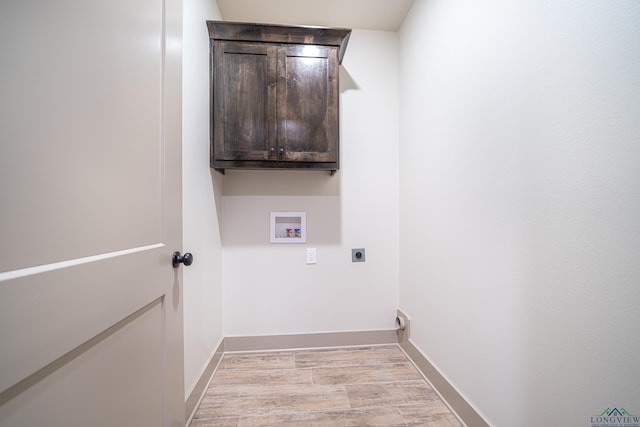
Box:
[220,170,342,246]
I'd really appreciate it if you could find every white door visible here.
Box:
[0,0,184,426]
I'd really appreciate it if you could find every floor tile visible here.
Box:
[340,406,407,427]
[195,384,350,418]
[210,367,312,386]
[237,406,406,427]
[294,345,407,368]
[217,352,294,371]
[312,362,422,385]
[190,417,239,427]
[239,412,346,427]
[346,380,440,408]
[398,402,462,426]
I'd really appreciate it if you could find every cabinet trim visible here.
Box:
[207,21,351,64]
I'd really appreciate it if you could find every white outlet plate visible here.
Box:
[306,248,317,264]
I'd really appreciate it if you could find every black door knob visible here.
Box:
[172,251,194,268]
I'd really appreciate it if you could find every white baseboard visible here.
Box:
[185,339,224,425]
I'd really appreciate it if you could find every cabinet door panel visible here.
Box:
[277,45,338,163]
[214,42,276,162]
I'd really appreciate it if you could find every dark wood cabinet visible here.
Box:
[207,21,351,173]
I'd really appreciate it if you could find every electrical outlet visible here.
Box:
[306,248,317,264]
[352,248,365,262]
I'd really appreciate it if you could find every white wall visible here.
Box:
[399,0,640,426]
[221,29,400,337]
[182,0,224,401]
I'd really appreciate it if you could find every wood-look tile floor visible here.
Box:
[191,345,462,427]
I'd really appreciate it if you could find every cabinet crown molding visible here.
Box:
[207,21,351,64]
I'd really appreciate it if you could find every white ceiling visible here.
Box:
[216,0,415,32]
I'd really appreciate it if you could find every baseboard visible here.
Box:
[224,329,398,352]
[399,338,489,427]
[185,338,225,424]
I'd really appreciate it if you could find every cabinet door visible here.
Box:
[277,45,339,163]
[213,41,277,163]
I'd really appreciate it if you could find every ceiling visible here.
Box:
[216,0,416,32]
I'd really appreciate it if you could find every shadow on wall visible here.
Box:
[221,170,340,197]
[210,168,225,239]
[220,170,342,246]
[340,66,360,93]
